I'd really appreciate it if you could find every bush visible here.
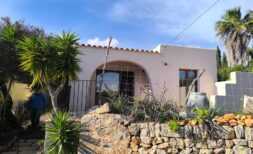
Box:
[192,108,218,124]
[107,95,130,114]
[44,112,80,154]
[218,65,248,81]
[101,90,180,123]
[131,97,179,122]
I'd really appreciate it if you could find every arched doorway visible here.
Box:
[68,61,152,115]
[92,61,152,105]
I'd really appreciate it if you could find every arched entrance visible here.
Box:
[92,61,152,105]
[68,61,152,115]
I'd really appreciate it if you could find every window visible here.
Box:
[96,70,135,104]
[179,69,198,93]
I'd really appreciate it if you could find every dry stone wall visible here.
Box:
[79,113,253,154]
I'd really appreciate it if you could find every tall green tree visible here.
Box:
[18,32,80,112]
[222,53,228,67]
[216,7,253,66]
[216,46,222,68]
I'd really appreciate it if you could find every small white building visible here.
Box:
[69,44,217,113]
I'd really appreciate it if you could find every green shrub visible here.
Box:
[218,65,248,81]
[109,95,129,114]
[192,108,218,124]
[131,97,179,122]
[44,112,80,154]
[168,119,180,132]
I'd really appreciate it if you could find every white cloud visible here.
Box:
[86,37,119,47]
[108,0,253,45]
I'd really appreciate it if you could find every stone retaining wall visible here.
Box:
[128,123,253,154]
[79,113,253,154]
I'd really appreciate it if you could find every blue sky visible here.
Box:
[0,0,252,50]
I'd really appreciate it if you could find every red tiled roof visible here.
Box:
[79,44,159,54]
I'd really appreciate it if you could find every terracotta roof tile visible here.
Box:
[79,44,159,53]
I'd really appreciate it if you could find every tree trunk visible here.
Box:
[47,83,65,113]
[47,86,57,113]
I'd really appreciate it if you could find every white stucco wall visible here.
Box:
[77,44,217,107]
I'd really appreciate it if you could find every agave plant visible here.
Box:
[44,112,80,154]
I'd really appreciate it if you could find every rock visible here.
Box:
[157,143,169,149]
[162,137,169,142]
[199,149,213,154]
[140,143,151,148]
[160,123,183,137]
[216,139,225,148]
[214,148,225,154]
[193,126,202,139]
[225,140,234,148]
[223,126,235,139]
[155,123,161,137]
[184,125,193,138]
[130,142,139,152]
[167,148,178,154]
[95,103,110,114]
[233,146,251,154]
[245,118,253,127]
[153,137,163,145]
[207,139,217,148]
[176,138,185,149]
[233,139,248,146]
[128,124,140,136]
[225,148,233,154]
[196,142,207,149]
[248,141,253,148]
[148,147,157,154]
[140,137,152,145]
[139,123,148,129]
[139,148,149,154]
[245,127,253,140]
[131,136,141,145]
[140,128,150,138]
[243,95,253,114]
[229,119,238,126]
[149,123,155,137]
[180,148,192,154]
[223,113,236,121]
[234,125,245,139]
[79,113,130,154]
[170,138,177,148]
[156,149,167,154]
[184,139,194,148]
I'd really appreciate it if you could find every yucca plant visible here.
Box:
[44,112,80,154]
[18,32,80,113]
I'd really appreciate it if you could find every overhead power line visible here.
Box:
[174,0,222,40]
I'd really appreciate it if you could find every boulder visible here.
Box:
[234,125,245,139]
[222,126,235,139]
[95,103,110,114]
[245,127,253,140]
[233,146,251,154]
[79,113,130,154]
[245,118,253,127]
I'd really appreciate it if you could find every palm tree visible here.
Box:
[216,7,253,66]
[18,32,80,113]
